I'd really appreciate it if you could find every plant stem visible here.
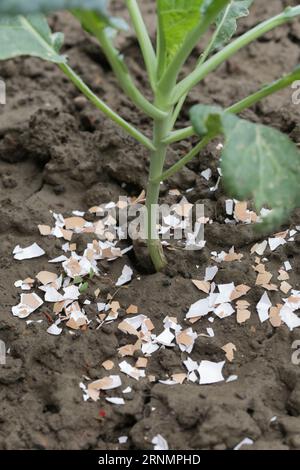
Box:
[163,126,195,145]
[97,29,166,120]
[227,67,300,113]
[146,112,172,271]
[59,63,155,151]
[172,7,300,103]
[126,0,157,91]
[164,67,300,145]
[156,4,166,81]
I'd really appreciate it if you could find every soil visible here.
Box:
[1,0,300,451]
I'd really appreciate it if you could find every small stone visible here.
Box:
[74,96,88,110]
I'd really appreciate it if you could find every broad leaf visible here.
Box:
[212,0,254,50]
[0,15,66,62]
[0,0,125,30]
[157,0,204,64]
[72,10,127,38]
[0,0,107,15]
[190,105,300,227]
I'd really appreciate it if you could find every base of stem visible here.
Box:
[147,239,167,271]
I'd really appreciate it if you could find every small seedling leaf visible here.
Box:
[191,104,300,228]
[79,282,89,294]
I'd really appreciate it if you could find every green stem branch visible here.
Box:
[158,135,213,183]
[172,7,300,103]
[164,67,300,145]
[146,113,172,271]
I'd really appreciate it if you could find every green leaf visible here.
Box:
[0,14,66,62]
[79,282,89,294]
[213,0,254,50]
[157,0,204,65]
[0,0,107,15]
[190,104,300,227]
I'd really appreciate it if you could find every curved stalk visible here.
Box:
[59,63,155,151]
[172,8,300,103]
[164,67,300,145]
[146,112,173,271]
[198,2,232,66]
[158,66,300,181]
[163,126,195,145]
[158,135,212,183]
[227,67,300,113]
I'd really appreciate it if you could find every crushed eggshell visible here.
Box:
[222,343,237,362]
[13,243,45,260]
[198,360,225,384]
[12,293,43,319]
[116,265,133,287]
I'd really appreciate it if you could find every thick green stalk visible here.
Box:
[97,29,166,120]
[146,112,172,271]
[172,7,300,103]
[59,63,155,151]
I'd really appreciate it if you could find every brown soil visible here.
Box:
[1,0,300,450]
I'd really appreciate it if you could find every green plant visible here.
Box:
[1,1,300,271]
